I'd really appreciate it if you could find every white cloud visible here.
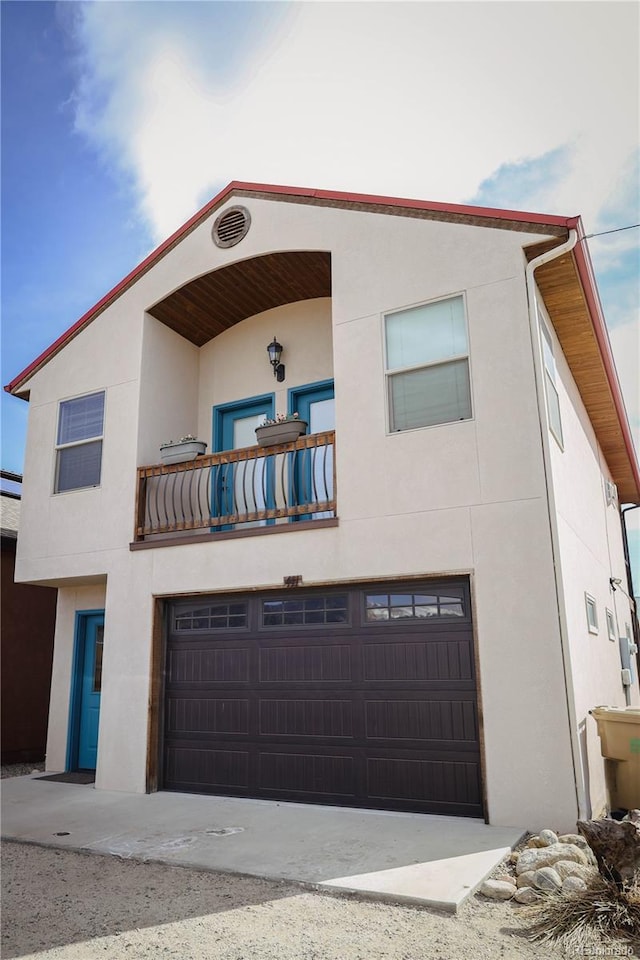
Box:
[66,0,639,469]
[69,2,639,240]
[590,230,640,280]
[609,317,640,446]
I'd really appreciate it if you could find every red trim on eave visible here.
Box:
[231,181,576,228]
[572,235,640,501]
[4,180,244,395]
[5,180,576,396]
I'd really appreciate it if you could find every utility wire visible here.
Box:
[583,224,640,239]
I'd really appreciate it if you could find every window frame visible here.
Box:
[363,587,467,625]
[260,592,350,630]
[361,579,471,627]
[383,292,473,434]
[605,608,617,642]
[54,390,105,494]
[585,593,599,635]
[172,599,249,634]
[537,301,564,449]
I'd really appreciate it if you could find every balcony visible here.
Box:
[133,430,336,545]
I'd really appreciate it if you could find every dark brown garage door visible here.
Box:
[162,579,482,817]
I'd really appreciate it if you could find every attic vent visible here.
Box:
[212,206,251,248]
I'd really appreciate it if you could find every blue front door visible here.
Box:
[77,615,103,770]
[289,381,335,518]
[213,395,274,528]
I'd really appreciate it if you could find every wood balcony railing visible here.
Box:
[134,430,336,542]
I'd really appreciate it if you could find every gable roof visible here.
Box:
[5,181,574,397]
[5,181,639,502]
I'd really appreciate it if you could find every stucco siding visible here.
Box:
[539,296,637,817]
[17,295,145,568]
[197,297,333,441]
[138,317,199,467]
[95,558,154,793]
[16,195,587,827]
[45,582,107,773]
[16,198,555,581]
[470,277,546,504]
[469,498,578,828]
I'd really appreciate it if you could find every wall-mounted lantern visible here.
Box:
[267,337,285,382]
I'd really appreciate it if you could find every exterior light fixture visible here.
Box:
[267,337,285,382]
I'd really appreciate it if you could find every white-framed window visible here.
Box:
[605,608,617,642]
[537,302,563,447]
[384,294,472,432]
[585,593,598,634]
[55,391,105,493]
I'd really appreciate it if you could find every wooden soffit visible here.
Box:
[526,240,638,503]
[148,251,331,347]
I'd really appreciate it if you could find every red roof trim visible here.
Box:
[232,181,576,227]
[5,181,240,395]
[5,181,577,395]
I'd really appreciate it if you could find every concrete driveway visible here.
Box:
[1,774,524,912]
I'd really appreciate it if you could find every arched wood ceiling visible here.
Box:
[148,251,332,347]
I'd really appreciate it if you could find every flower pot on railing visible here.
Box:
[160,437,207,465]
[255,418,307,446]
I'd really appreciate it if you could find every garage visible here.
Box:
[162,579,483,817]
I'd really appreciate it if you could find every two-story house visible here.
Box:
[7,182,639,831]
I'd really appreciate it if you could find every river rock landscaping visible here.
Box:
[480,828,599,904]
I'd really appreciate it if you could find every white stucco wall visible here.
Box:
[94,554,154,792]
[17,195,592,828]
[138,317,199,467]
[537,300,639,817]
[17,298,144,566]
[46,582,107,772]
[197,297,333,436]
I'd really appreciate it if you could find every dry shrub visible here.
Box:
[525,874,640,953]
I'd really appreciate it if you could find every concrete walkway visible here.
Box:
[1,774,524,912]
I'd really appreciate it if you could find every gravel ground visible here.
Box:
[1,841,577,960]
[0,765,618,958]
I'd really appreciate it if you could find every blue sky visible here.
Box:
[1,1,639,572]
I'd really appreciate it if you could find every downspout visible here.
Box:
[525,227,589,821]
[621,504,640,690]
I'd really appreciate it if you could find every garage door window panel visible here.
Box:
[365,588,466,622]
[262,595,349,628]
[174,602,248,632]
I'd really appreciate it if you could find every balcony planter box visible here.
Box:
[160,439,207,465]
[255,420,307,446]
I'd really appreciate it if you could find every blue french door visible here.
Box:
[289,380,335,519]
[213,395,274,529]
[77,615,104,770]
